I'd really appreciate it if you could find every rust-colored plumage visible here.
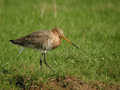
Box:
[10,28,79,71]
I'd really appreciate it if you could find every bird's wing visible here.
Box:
[15,31,51,49]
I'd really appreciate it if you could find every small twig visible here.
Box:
[40,3,46,18]
[53,0,57,27]
[53,0,57,19]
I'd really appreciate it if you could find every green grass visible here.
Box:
[0,0,120,89]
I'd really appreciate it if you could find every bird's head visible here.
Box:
[52,28,79,49]
[52,28,64,38]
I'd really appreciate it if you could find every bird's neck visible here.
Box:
[51,29,62,39]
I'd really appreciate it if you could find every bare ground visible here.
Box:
[12,75,120,90]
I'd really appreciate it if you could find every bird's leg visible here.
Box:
[43,53,55,72]
[40,54,43,70]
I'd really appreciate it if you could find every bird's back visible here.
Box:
[10,30,52,50]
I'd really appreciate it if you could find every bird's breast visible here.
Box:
[52,40,61,49]
[51,35,61,49]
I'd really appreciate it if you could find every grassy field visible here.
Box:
[0,0,120,89]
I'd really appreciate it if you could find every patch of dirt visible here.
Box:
[11,75,120,90]
[43,76,120,90]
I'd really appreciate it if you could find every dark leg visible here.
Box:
[40,58,42,69]
[43,53,55,72]
[40,53,43,70]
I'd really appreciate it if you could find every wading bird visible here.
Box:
[10,28,79,72]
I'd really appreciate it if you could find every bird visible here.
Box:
[10,28,79,72]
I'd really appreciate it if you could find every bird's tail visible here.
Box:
[10,40,17,44]
[10,40,23,45]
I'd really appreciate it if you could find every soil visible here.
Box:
[13,76,120,90]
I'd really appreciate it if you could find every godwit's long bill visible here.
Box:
[10,28,79,72]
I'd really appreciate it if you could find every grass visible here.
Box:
[0,0,120,89]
